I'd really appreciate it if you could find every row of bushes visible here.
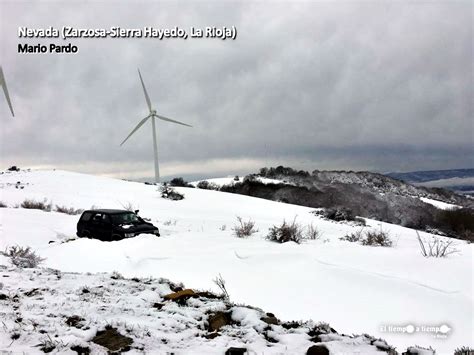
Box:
[1,199,84,215]
[232,216,321,244]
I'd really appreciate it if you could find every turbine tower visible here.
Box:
[120,68,191,183]
[0,66,15,117]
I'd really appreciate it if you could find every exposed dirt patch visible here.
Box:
[65,315,85,328]
[70,345,91,354]
[92,327,133,353]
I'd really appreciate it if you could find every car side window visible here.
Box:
[102,214,111,224]
[92,213,102,222]
[81,212,93,221]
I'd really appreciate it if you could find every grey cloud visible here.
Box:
[0,1,472,179]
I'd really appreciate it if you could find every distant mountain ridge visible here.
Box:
[387,168,474,183]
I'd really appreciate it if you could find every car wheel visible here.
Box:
[81,230,91,238]
[111,234,122,241]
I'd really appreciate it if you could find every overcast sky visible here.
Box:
[0,0,472,180]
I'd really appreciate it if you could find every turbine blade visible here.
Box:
[138,68,152,112]
[155,114,192,127]
[0,66,15,117]
[120,115,151,146]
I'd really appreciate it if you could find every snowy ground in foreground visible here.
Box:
[0,170,472,354]
[0,264,399,354]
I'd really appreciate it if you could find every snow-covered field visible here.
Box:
[0,170,472,354]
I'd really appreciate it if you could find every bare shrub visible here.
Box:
[219,224,227,231]
[362,230,393,247]
[0,245,45,268]
[0,201,7,208]
[119,201,136,212]
[306,223,321,240]
[340,228,364,242]
[416,231,458,258]
[21,199,52,211]
[55,205,84,215]
[232,216,258,238]
[267,218,304,244]
[160,184,184,201]
[340,228,392,247]
[213,273,230,300]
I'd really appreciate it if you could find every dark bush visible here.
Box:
[322,207,355,222]
[169,177,193,188]
[7,166,20,172]
[434,208,474,242]
[0,201,7,208]
[160,184,184,201]
[196,180,219,190]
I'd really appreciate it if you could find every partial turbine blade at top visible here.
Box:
[137,68,152,112]
[155,114,192,127]
[0,66,15,117]
[120,115,151,146]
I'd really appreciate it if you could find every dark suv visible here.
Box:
[77,209,160,241]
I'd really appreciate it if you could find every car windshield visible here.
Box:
[111,212,139,225]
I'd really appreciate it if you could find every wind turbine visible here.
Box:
[0,66,15,117]
[120,68,192,183]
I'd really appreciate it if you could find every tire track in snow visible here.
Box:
[314,258,460,294]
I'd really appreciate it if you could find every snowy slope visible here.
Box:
[419,197,460,210]
[0,169,472,354]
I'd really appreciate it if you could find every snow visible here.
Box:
[191,175,289,187]
[0,169,472,353]
[420,197,460,210]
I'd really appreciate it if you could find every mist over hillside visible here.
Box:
[387,168,474,196]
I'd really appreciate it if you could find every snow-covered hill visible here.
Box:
[0,169,472,354]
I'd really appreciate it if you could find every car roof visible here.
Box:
[84,209,132,214]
